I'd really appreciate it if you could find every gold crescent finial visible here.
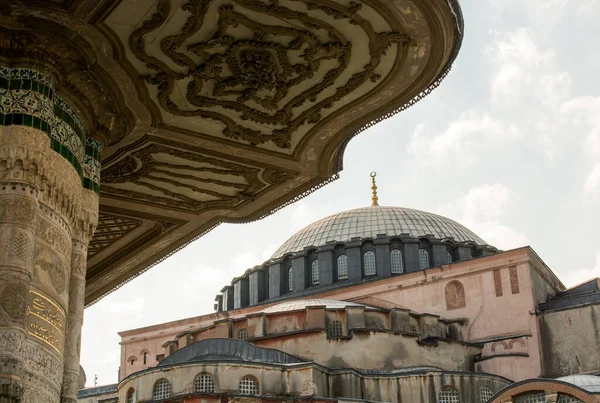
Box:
[370,172,379,206]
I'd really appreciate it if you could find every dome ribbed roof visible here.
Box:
[263,299,367,313]
[272,206,487,259]
[556,375,600,392]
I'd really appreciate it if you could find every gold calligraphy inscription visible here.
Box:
[26,291,65,355]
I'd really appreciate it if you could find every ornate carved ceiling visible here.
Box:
[0,0,463,305]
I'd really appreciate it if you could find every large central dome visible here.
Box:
[272,206,487,258]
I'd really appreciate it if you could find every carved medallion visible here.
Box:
[0,282,28,320]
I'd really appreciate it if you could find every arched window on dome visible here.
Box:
[390,249,403,274]
[126,388,135,403]
[419,249,430,269]
[239,376,259,395]
[311,260,319,285]
[445,250,453,264]
[363,251,376,276]
[480,387,493,402]
[438,386,460,403]
[288,267,293,292]
[153,379,172,400]
[337,255,348,280]
[195,373,215,393]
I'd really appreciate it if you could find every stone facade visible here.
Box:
[120,247,573,384]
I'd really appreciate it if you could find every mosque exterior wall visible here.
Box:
[539,303,600,377]
[116,361,511,403]
[118,248,566,383]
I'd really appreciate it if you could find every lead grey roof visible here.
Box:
[157,338,308,367]
[263,299,367,313]
[271,206,488,259]
[556,375,600,392]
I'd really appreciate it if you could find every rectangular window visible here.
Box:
[509,266,519,294]
[493,269,503,297]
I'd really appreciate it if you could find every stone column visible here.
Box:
[61,190,98,403]
[0,67,101,403]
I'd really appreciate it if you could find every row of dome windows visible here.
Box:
[288,249,449,291]
[126,374,260,402]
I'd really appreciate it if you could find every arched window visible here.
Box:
[337,255,348,280]
[237,328,248,340]
[480,387,493,403]
[557,394,583,403]
[288,267,293,292]
[195,373,215,393]
[153,379,172,400]
[515,393,546,403]
[439,386,460,403]
[327,320,343,338]
[126,388,135,403]
[311,260,319,285]
[128,356,137,366]
[390,249,403,274]
[445,280,466,310]
[363,251,376,276]
[419,249,430,269]
[446,250,453,264]
[239,376,259,395]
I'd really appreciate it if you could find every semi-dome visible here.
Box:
[272,206,488,259]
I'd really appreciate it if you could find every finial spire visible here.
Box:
[370,172,379,206]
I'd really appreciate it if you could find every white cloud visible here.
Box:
[407,111,519,166]
[561,253,600,288]
[583,163,600,201]
[559,96,600,157]
[437,184,529,250]
[487,29,556,105]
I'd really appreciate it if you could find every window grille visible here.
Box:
[557,394,582,403]
[239,376,259,395]
[337,255,348,280]
[419,249,430,269]
[446,250,453,264]
[390,249,403,274]
[363,251,376,276]
[311,260,319,285]
[126,388,135,403]
[237,328,247,340]
[153,379,172,400]
[288,267,293,292]
[195,374,215,393]
[439,386,460,403]
[515,393,547,403]
[480,387,493,403]
[327,320,343,338]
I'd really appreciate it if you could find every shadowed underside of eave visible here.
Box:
[0,0,463,306]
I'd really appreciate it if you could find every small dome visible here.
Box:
[271,206,488,259]
[263,299,367,313]
[556,375,600,392]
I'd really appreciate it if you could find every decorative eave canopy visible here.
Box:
[0,0,463,306]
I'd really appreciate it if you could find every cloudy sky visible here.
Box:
[80,0,600,386]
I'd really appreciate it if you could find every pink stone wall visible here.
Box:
[119,248,563,382]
